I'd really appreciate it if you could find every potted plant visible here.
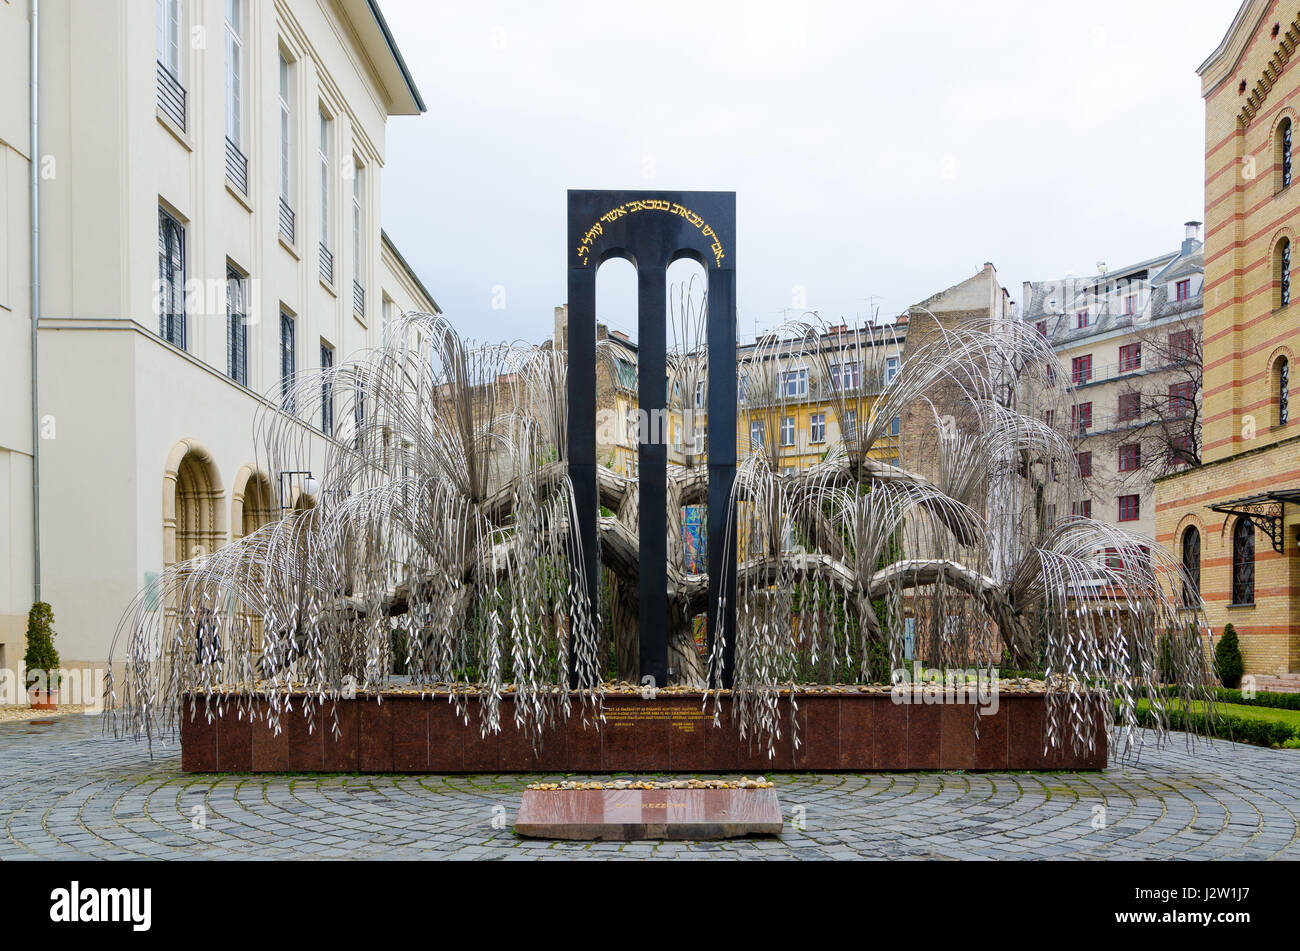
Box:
[24,601,61,710]
[1214,623,1244,690]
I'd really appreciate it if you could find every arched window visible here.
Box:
[1181,526,1201,606]
[1277,238,1292,309]
[1278,356,1291,425]
[1279,118,1293,190]
[1231,516,1255,606]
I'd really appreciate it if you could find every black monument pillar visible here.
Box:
[566,191,737,688]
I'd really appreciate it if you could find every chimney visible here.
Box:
[1182,221,1203,256]
[553,305,568,350]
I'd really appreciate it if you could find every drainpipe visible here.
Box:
[30,0,41,604]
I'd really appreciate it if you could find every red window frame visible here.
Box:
[1118,494,1140,522]
[1071,402,1092,433]
[1076,451,1092,477]
[1169,330,1194,361]
[1117,392,1140,421]
[1118,443,1140,472]
[1119,343,1141,372]
[1176,279,1191,301]
[1076,309,1089,329]
[1071,354,1092,384]
[1168,382,1195,416]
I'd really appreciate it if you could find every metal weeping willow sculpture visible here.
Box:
[106,299,1216,763]
[109,313,604,747]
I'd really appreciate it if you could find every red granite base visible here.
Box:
[178,691,1109,773]
[515,788,784,840]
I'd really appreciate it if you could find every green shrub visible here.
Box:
[1156,633,1176,684]
[24,601,61,692]
[1214,623,1244,689]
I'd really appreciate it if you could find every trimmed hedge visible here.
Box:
[1210,687,1300,711]
[1123,701,1300,749]
[1137,684,1300,711]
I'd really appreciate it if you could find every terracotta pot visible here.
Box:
[28,689,58,711]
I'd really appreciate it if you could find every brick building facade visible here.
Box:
[1156,0,1300,677]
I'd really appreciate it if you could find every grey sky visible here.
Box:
[378,0,1237,344]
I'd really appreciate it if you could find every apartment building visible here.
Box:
[0,0,438,680]
[1023,227,1205,546]
[1157,0,1300,677]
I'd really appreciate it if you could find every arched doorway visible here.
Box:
[231,465,275,540]
[163,439,226,567]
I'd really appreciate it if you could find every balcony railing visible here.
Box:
[353,279,365,316]
[156,61,186,130]
[319,243,334,285]
[225,137,248,195]
[278,198,295,244]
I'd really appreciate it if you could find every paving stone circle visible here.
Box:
[2,715,1297,859]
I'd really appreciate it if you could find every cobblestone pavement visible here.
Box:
[2,715,1298,860]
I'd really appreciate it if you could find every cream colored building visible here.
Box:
[1023,228,1205,546]
[0,0,438,685]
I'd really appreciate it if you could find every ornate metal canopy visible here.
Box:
[1209,488,1300,554]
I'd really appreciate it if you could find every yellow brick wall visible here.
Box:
[1199,0,1299,466]
[1155,437,1300,673]
[1157,0,1300,674]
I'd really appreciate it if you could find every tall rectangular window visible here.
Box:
[1071,354,1092,384]
[320,341,335,434]
[278,51,294,242]
[1076,451,1092,477]
[749,420,764,450]
[1075,309,1089,329]
[1118,343,1141,372]
[1118,443,1140,472]
[318,109,333,282]
[157,207,186,349]
[1168,382,1195,417]
[1117,392,1140,421]
[226,266,247,385]
[1117,494,1140,522]
[352,160,364,314]
[1124,294,1136,316]
[1175,279,1191,301]
[1071,401,1092,434]
[157,0,181,74]
[884,356,900,385]
[1169,330,1194,362]
[842,409,858,441]
[780,416,796,447]
[809,412,826,443]
[280,311,296,409]
[224,1,243,149]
